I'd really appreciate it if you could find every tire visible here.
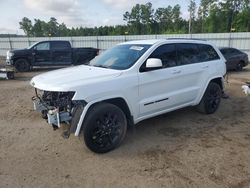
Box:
[41,110,48,119]
[6,72,14,79]
[82,103,127,153]
[235,62,243,71]
[14,59,30,72]
[197,82,222,114]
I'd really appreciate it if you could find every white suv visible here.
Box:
[31,39,226,153]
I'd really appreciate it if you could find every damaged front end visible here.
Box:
[32,89,86,137]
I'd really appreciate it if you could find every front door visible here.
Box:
[33,42,51,65]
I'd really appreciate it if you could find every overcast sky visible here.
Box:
[0,0,196,34]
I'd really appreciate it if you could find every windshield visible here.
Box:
[27,42,40,49]
[89,44,151,70]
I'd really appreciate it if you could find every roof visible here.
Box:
[120,38,211,46]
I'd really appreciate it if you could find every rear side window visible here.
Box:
[51,41,71,50]
[197,44,220,61]
[176,43,200,65]
[149,44,177,68]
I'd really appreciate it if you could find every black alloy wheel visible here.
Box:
[197,82,222,114]
[15,59,30,72]
[83,103,127,153]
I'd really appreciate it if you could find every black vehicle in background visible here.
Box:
[6,40,99,72]
[219,47,249,71]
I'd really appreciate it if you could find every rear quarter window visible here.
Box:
[197,44,220,62]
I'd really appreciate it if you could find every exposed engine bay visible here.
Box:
[32,89,85,137]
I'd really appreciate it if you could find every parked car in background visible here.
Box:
[6,40,99,72]
[219,47,249,71]
[31,39,226,153]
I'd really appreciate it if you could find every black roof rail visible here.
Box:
[166,38,207,41]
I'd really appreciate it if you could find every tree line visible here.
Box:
[19,0,250,37]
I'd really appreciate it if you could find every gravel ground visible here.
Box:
[0,58,250,188]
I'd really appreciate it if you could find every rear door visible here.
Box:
[33,42,51,65]
[175,43,214,104]
[51,41,72,65]
[138,43,195,116]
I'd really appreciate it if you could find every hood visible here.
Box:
[30,65,122,91]
[11,49,30,55]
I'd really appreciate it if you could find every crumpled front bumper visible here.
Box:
[32,97,72,128]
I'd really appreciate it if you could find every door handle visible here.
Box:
[202,65,209,69]
[171,70,181,74]
[32,52,36,55]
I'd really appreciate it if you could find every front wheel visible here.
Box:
[196,82,222,114]
[82,103,127,153]
[14,59,30,72]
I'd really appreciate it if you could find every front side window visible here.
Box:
[35,42,50,50]
[89,44,151,70]
[148,44,177,68]
[176,43,200,65]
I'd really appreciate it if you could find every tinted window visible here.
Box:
[176,43,200,65]
[230,48,242,55]
[52,41,71,50]
[148,44,177,68]
[35,42,50,50]
[220,48,228,55]
[197,44,220,61]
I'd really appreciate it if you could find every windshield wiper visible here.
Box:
[92,64,110,69]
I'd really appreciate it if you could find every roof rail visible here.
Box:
[166,38,206,41]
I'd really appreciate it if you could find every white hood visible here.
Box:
[30,65,122,91]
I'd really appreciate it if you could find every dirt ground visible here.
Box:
[0,59,250,188]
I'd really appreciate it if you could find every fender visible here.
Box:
[74,95,133,136]
[195,76,224,105]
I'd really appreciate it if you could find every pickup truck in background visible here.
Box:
[6,40,99,72]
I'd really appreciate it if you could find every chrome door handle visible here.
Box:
[202,65,209,69]
[172,70,181,74]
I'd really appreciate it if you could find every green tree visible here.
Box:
[19,17,33,36]
[47,17,59,36]
[32,19,46,37]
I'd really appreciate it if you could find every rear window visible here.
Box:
[51,41,71,50]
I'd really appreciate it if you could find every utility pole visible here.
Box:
[189,0,192,36]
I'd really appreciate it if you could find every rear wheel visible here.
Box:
[15,59,30,72]
[197,82,222,114]
[82,103,127,153]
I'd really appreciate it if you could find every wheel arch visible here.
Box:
[13,57,31,65]
[74,96,134,136]
[102,97,134,126]
[196,76,224,105]
[210,77,223,90]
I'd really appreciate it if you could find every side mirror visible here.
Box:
[145,58,162,70]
